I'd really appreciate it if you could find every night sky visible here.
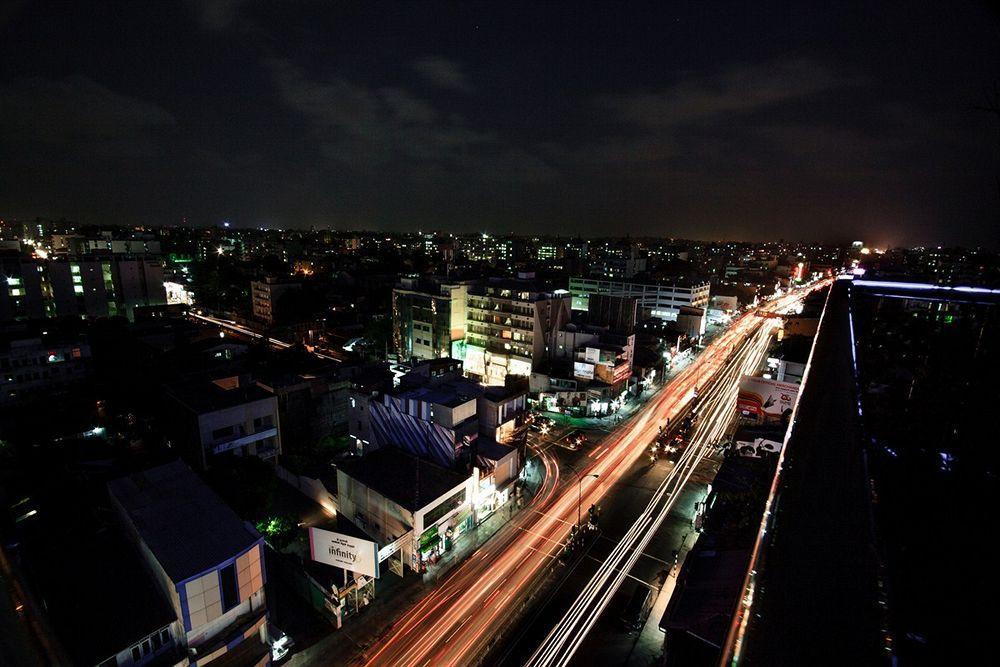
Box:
[2,1,998,246]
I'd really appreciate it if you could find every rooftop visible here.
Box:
[29,525,179,666]
[475,438,517,462]
[659,546,751,647]
[336,448,468,512]
[165,378,274,414]
[109,460,261,583]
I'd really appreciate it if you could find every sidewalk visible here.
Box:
[424,471,541,584]
[539,352,696,431]
[288,467,545,666]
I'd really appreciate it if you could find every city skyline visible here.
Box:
[2,1,998,247]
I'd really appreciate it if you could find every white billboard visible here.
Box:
[309,527,378,578]
[573,361,595,380]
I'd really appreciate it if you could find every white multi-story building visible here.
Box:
[0,254,167,321]
[568,277,710,321]
[165,378,282,469]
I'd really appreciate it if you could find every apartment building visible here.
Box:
[250,276,301,325]
[392,276,472,361]
[0,254,167,321]
[0,327,90,406]
[464,279,571,386]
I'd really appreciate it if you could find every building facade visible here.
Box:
[392,277,470,361]
[165,378,282,469]
[336,447,478,574]
[1,254,166,321]
[349,374,481,467]
[348,360,526,466]
[250,276,301,325]
[464,280,571,386]
[0,332,90,406]
[108,461,269,667]
[568,277,710,322]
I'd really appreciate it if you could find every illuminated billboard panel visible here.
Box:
[737,376,799,421]
[309,527,378,578]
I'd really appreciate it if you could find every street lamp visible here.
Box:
[577,473,599,528]
[565,460,599,528]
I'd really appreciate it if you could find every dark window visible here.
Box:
[219,563,239,611]
[131,646,141,662]
[160,629,170,645]
[211,425,234,440]
[423,488,467,526]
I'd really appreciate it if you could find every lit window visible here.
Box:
[73,285,84,294]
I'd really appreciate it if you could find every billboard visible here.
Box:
[309,527,378,578]
[710,295,738,312]
[737,376,799,421]
[735,435,784,458]
[573,361,595,380]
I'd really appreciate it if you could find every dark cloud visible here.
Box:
[265,57,553,186]
[0,2,996,245]
[600,60,858,129]
[411,56,474,93]
[185,0,248,30]
[0,76,176,159]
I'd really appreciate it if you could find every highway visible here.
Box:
[524,317,777,667]
[356,283,827,667]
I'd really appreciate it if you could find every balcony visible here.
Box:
[210,426,278,455]
[467,301,534,318]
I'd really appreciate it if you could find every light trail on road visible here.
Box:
[188,311,342,361]
[525,321,776,667]
[358,283,829,667]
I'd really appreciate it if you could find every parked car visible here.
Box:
[620,584,653,632]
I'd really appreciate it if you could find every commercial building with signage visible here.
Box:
[108,460,270,666]
[336,447,478,573]
[568,277,710,322]
[736,375,800,423]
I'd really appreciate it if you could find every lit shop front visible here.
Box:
[414,486,475,569]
